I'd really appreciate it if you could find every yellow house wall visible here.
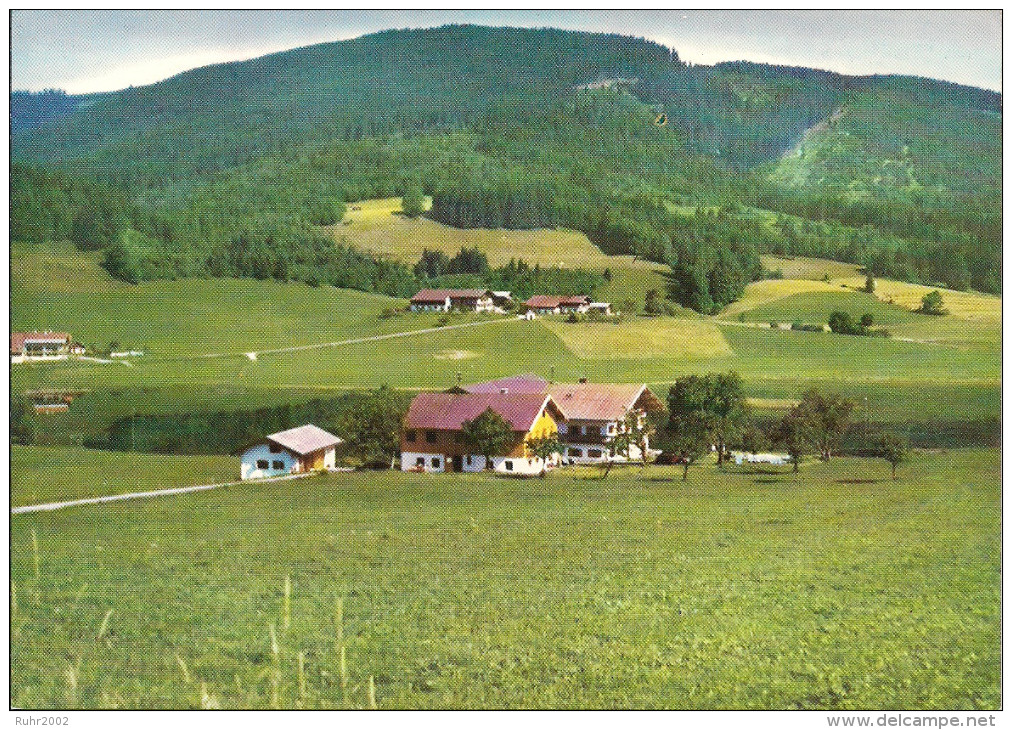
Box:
[521,409,559,457]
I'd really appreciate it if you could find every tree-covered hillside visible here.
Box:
[11,25,1002,308]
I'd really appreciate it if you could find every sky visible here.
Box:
[10,10,1002,95]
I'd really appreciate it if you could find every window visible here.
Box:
[580,425,587,436]
[406,430,416,442]
[505,460,513,471]
[426,431,437,443]
[416,457,425,467]
[432,458,441,469]
[256,459,269,469]
[272,460,284,470]
[588,449,603,458]
[570,448,583,457]
[607,424,616,434]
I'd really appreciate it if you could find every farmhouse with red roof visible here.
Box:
[10,331,82,362]
[456,374,665,465]
[409,288,495,313]
[400,390,562,475]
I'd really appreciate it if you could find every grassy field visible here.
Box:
[10,241,437,357]
[542,317,732,359]
[11,446,237,507]
[10,448,999,709]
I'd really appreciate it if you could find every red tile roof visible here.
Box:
[547,383,663,421]
[411,288,491,303]
[523,295,590,308]
[404,392,554,433]
[462,373,549,394]
[10,331,71,354]
[266,424,343,455]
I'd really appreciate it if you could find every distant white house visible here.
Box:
[10,331,82,363]
[409,289,495,312]
[240,424,343,480]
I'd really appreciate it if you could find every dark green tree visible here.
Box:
[919,290,947,315]
[335,386,407,467]
[402,184,426,218]
[462,408,515,471]
[774,406,813,473]
[828,311,857,335]
[666,414,712,482]
[527,433,562,477]
[798,389,855,461]
[878,432,909,479]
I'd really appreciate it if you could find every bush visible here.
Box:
[919,290,948,316]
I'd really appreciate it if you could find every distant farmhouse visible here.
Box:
[523,295,611,316]
[240,424,343,480]
[400,390,563,475]
[400,374,663,474]
[524,295,591,315]
[10,331,83,363]
[410,289,495,312]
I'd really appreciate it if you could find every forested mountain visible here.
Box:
[11,25,1002,309]
[10,90,87,133]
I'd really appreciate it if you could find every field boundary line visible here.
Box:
[11,473,311,515]
[150,318,513,362]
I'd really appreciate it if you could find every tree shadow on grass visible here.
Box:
[836,478,880,485]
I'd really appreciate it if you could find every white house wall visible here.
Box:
[241,443,298,480]
[401,452,554,475]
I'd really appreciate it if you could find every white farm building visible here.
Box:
[240,424,343,480]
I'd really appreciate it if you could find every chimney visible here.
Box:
[579,377,588,384]
[499,387,508,394]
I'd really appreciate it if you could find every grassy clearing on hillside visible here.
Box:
[10,449,999,709]
[542,317,732,359]
[738,289,999,348]
[838,277,1002,325]
[328,197,671,304]
[761,255,861,281]
[740,290,925,326]
[718,279,846,319]
[11,446,237,507]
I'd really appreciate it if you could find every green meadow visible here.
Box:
[12,242,999,446]
[11,446,237,507]
[10,449,1000,709]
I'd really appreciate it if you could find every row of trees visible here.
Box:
[662,373,908,481]
[413,249,605,301]
[96,388,410,466]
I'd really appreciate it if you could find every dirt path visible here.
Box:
[11,473,311,516]
[150,317,514,363]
